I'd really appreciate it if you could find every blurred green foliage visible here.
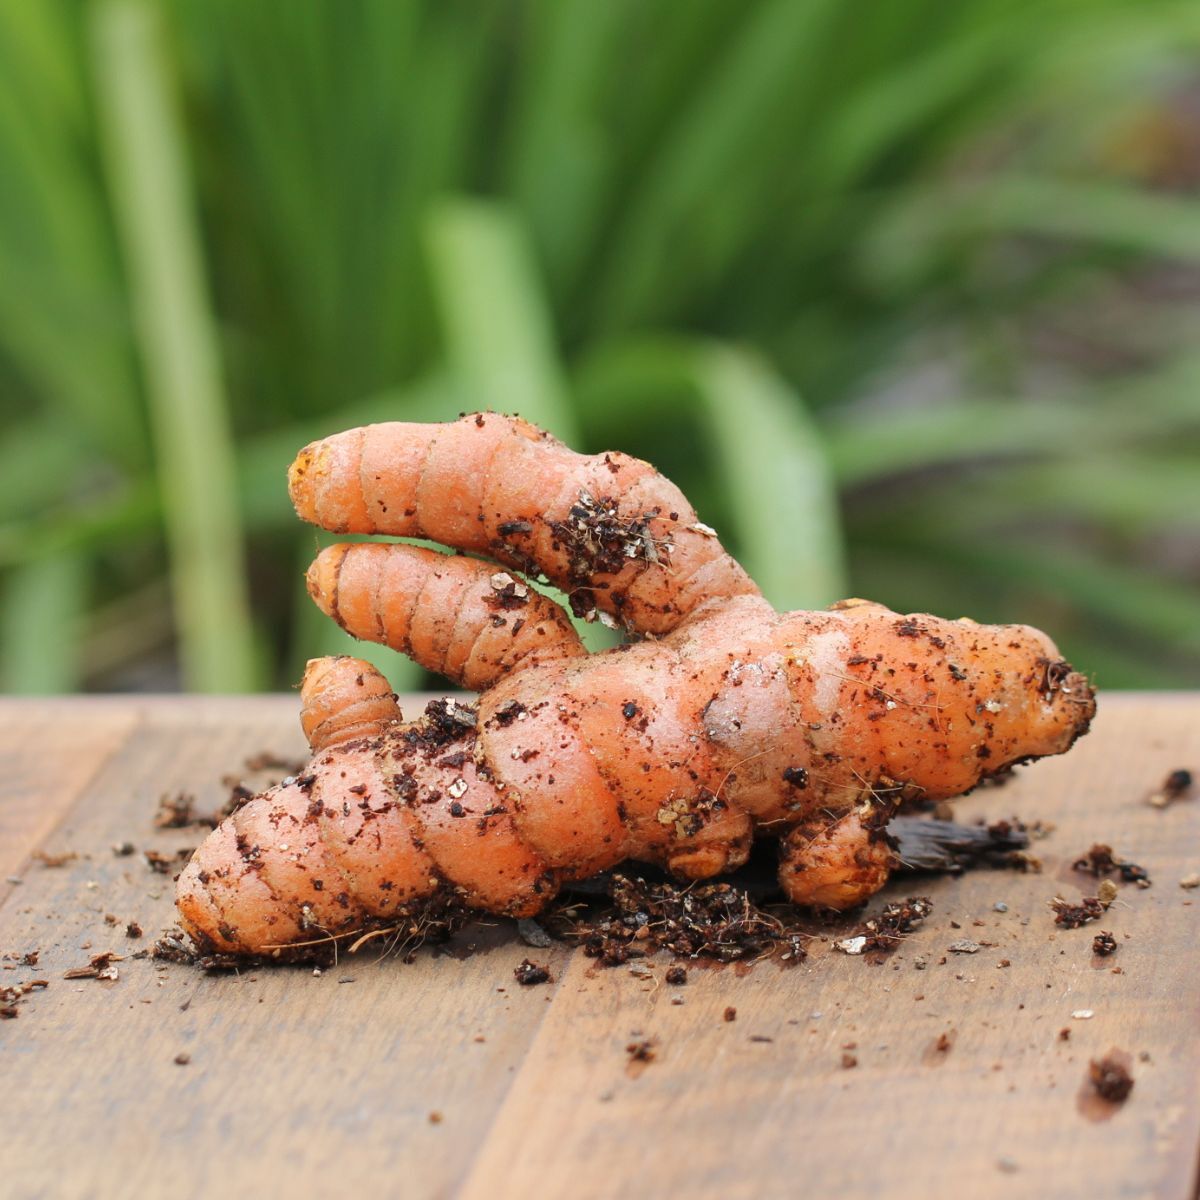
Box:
[0,0,1197,693]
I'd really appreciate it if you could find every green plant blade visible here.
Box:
[692,344,846,609]
[423,197,578,439]
[89,0,257,691]
[0,552,86,693]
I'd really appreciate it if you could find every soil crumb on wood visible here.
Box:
[1072,843,1151,887]
[552,874,808,966]
[0,978,48,1018]
[625,1037,658,1078]
[923,1030,956,1065]
[154,792,213,829]
[1051,896,1105,928]
[144,849,193,876]
[1149,768,1193,808]
[626,1039,657,1063]
[1089,1053,1134,1103]
[514,959,552,986]
[848,896,933,956]
[63,952,122,981]
[32,850,78,868]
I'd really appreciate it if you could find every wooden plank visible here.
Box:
[0,699,139,906]
[2,695,1198,1199]
[0,696,565,1200]
[460,694,1200,1200]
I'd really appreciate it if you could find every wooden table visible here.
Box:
[2,693,1198,1199]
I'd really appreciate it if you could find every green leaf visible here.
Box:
[863,176,1200,294]
[589,0,842,331]
[423,197,578,439]
[691,344,846,609]
[0,552,87,693]
[90,0,257,691]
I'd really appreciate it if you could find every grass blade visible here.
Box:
[423,197,578,439]
[0,552,86,693]
[89,0,257,690]
[693,345,846,609]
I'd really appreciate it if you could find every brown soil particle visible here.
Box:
[1051,896,1105,928]
[1092,931,1118,957]
[144,848,193,875]
[1089,1054,1134,1103]
[664,965,688,986]
[723,1006,737,1023]
[550,490,670,599]
[1073,844,1117,876]
[0,979,48,1018]
[556,874,807,966]
[848,896,934,956]
[174,1053,191,1066]
[1118,861,1151,887]
[1150,768,1193,808]
[63,952,123,980]
[32,850,77,868]
[151,930,198,965]
[154,792,213,829]
[244,751,306,773]
[1072,843,1151,887]
[513,959,551,986]
[626,1039,657,1064]
[841,1052,858,1069]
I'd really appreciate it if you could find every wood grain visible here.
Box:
[0,696,565,1200]
[461,693,1200,1200]
[0,698,138,906]
[1,693,1197,1200]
